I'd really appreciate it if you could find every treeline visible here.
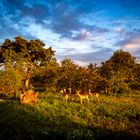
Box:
[0,36,140,98]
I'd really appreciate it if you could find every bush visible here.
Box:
[0,63,24,98]
[129,82,140,90]
[111,78,130,94]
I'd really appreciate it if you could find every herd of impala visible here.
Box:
[19,87,99,105]
[59,88,99,104]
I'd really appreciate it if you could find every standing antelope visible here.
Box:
[89,89,99,100]
[60,89,69,103]
[76,90,89,104]
[68,88,72,94]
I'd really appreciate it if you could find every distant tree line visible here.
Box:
[0,36,140,98]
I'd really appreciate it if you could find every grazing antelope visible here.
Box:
[20,89,38,105]
[76,90,89,104]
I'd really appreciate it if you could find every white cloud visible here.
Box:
[18,17,60,41]
[57,39,94,54]
[73,60,90,66]
[113,27,124,33]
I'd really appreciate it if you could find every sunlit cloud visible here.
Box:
[123,37,140,52]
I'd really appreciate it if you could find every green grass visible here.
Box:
[0,91,140,140]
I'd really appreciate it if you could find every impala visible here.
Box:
[60,89,69,103]
[76,90,89,104]
[68,88,72,94]
[89,89,99,100]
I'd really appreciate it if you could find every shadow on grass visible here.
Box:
[0,101,139,140]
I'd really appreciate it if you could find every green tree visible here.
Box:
[0,36,55,64]
[110,49,135,71]
[0,36,56,96]
[99,50,136,94]
[57,59,78,91]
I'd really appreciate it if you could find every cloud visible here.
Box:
[122,37,140,52]
[114,28,140,47]
[21,5,49,20]
[57,48,113,65]
[72,30,91,41]
[55,38,94,55]
[113,27,125,33]
[1,0,140,65]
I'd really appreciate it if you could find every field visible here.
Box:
[0,91,140,140]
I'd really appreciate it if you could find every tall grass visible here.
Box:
[0,91,140,140]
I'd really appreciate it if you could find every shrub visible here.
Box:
[129,82,140,90]
[0,63,24,98]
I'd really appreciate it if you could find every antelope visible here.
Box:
[68,88,77,101]
[68,88,72,94]
[20,89,38,105]
[60,89,69,103]
[89,89,99,100]
[76,90,89,104]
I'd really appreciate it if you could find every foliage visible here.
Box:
[129,82,140,90]
[0,36,57,96]
[109,74,131,94]
[98,50,137,94]
[0,36,55,64]
[109,49,135,71]
[32,60,59,90]
[1,37,140,97]
[0,62,24,98]
[56,59,79,90]
[133,64,140,82]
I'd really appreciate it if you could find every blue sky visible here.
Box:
[0,0,140,65]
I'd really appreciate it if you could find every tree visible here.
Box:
[99,61,114,79]
[57,59,78,91]
[110,49,135,71]
[0,36,56,96]
[0,36,56,65]
[100,50,135,80]
[98,50,136,94]
[133,64,140,82]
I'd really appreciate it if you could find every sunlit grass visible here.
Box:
[0,91,140,139]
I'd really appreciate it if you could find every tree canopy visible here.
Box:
[0,36,55,65]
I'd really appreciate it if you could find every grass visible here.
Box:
[0,91,140,140]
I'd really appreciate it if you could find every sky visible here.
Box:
[0,0,140,65]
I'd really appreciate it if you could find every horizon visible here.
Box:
[0,0,140,66]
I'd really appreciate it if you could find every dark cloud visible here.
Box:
[50,12,80,33]
[2,0,98,38]
[1,0,99,39]
[21,5,48,17]
[0,0,120,41]
[2,0,26,14]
